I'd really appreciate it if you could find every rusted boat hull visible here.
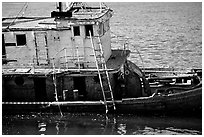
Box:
[117,86,202,113]
[3,87,201,115]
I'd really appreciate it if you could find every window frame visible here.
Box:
[85,25,94,37]
[73,26,80,36]
[99,22,104,36]
[16,34,27,46]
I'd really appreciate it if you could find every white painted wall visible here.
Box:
[3,19,112,69]
[3,31,36,65]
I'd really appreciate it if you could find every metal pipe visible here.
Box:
[59,2,62,12]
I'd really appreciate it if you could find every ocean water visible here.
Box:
[109,2,202,69]
[2,2,202,135]
[2,113,202,135]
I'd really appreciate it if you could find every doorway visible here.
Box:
[34,32,49,65]
[34,77,47,101]
[73,77,87,100]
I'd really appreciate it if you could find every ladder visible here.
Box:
[89,31,116,113]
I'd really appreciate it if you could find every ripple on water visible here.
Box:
[2,113,202,135]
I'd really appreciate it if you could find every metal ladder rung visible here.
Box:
[75,46,90,48]
[70,58,84,60]
[107,103,115,107]
[90,54,102,57]
[60,61,86,64]
[106,98,113,100]
[94,49,101,51]
[89,31,116,113]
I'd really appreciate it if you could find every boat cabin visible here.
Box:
[2,3,133,103]
[2,3,113,68]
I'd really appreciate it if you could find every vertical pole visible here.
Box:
[65,48,68,69]
[34,33,39,66]
[76,46,80,71]
[32,55,35,74]
[100,2,102,12]
[44,34,49,65]
[59,2,62,12]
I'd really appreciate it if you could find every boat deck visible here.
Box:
[2,50,130,76]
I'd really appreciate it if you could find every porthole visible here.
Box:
[15,76,24,86]
[125,70,130,75]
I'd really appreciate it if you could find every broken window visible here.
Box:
[16,34,26,46]
[73,26,80,36]
[85,25,93,37]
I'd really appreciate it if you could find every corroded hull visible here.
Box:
[3,86,202,114]
[117,86,202,113]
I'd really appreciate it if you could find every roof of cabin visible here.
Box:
[2,7,112,31]
[2,17,57,30]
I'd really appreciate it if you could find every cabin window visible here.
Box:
[85,25,93,37]
[99,23,104,36]
[104,20,110,32]
[16,34,26,46]
[73,26,80,36]
[15,76,24,86]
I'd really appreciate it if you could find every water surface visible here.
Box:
[2,113,202,135]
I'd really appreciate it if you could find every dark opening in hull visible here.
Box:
[34,77,47,101]
[73,76,87,100]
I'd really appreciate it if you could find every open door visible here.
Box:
[34,32,49,65]
[73,76,87,100]
[34,77,47,101]
[72,26,84,68]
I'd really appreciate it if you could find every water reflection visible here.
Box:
[2,113,202,135]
